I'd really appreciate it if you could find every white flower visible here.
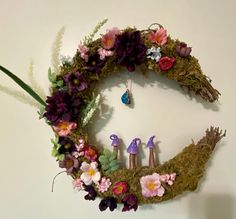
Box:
[80,161,101,185]
[146,47,162,62]
[60,55,72,65]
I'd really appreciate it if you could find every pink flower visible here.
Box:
[98,48,114,60]
[140,173,165,198]
[148,28,168,46]
[73,178,85,191]
[101,27,120,49]
[78,43,89,61]
[96,177,112,193]
[52,121,77,136]
[112,181,129,195]
[160,173,176,186]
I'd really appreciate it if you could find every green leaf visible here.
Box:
[0,65,46,106]
[56,80,64,87]
[48,68,57,82]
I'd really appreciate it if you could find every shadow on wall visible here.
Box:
[188,193,235,219]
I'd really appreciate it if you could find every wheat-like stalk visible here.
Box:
[83,18,108,45]
[28,60,47,100]
[51,26,65,74]
[0,84,41,108]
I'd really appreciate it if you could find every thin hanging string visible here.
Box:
[51,171,66,192]
[126,78,132,93]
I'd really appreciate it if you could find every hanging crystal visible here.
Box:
[121,89,131,105]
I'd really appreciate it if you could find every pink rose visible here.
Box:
[158,56,175,71]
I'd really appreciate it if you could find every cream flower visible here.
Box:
[80,161,101,185]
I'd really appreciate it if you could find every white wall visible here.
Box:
[0,0,235,218]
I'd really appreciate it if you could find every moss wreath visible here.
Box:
[0,19,226,212]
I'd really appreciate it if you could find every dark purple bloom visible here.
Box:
[121,194,138,212]
[44,91,81,125]
[99,197,117,211]
[114,30,147,72]
[84,185,97,201]
[58,137,76,154]
[176,43,192,57]
[86,53,105,73]
[63,71,88,94]
[58,154,79,175]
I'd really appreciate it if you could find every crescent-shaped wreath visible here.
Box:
[0,19,226,212]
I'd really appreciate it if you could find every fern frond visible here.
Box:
[51,26,65,74]
[81,94,101,127]
[28,60,47,99]
[0,85,41,108]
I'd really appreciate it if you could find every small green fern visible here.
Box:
[98,149,119,175]
[51,137,65,161]
[48,68,66,90]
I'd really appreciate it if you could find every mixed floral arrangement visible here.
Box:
[0,19,225,212]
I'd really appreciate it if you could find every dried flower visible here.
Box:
[63,71,88,94]
[72,178,84,191]
[97,177,112,193]
[44,91,81,125]
[112,181,129,195]
[140,173,165,197]
[52,120,77,137]
[58,154,79,175]
[148,28,168,46]
[146,46,162,62]
[121,194,138,212]
[101,27,120,49]
[158,56,175,71]
[80,161,101,185]
[60,55,72,65]
[98,48,114,60]
[99,197,117,211]
[114,30,147,72]
[78,43,89,61]
[160,173,176,185]
[176,43,192,57]
[84,185,97,201]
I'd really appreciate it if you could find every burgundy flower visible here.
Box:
[114,30,147,72]
[121,194,138,212]
[58,154,79,175]
[84,185,97,201]
[99,197,117,211]
[85,53,105,73]
[176,43,192,57]
[44,91,81,125]
[63,71,88,94]
[57,137,76,154]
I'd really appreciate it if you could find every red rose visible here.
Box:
[158,56,175,71]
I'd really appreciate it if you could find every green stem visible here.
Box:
[0,65,46,106]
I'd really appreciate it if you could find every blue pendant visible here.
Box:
[121,90,131,105]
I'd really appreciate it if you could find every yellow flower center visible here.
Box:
[73,79,79,84]
[87,169,95,176]
[147,181,156,191]
[58,122,69,130]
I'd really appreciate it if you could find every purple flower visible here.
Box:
[58,154,79,175]
[84,185,97,201]
[121,194,138,212]
[63,71,88,94]
[44,91,81,125]
[176,43,192,57]
[114,30,147,72]
[58,137,76,154]
[85,53,105,73]
[99,197,117,211]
